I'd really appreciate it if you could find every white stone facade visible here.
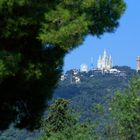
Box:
[97,49,112,70]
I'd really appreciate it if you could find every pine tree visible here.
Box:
[0,0,126,130]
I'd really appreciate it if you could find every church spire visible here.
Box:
[109,55,112,68]
[103,48,107,57]
[97,55,102,69]
[97,49,113,70]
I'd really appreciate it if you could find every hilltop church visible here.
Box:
[97,49,112,70]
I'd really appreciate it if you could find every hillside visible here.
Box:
[53,66,136,120]
[0,66,137,140]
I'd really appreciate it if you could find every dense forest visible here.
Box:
[1,66,139,140]
[54,66,136,121]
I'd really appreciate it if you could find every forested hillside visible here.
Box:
[54,66,136,120]
[0,66,137,139]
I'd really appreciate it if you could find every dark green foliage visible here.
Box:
[0,67,137,139]
[40,98,98,140]
[0,51,21,77]
[53,67,136,139]
[41,99,76,135]
[40,123,98,140]
[0,0,126,130]
[54,66,136,121]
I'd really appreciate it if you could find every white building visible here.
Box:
[97,49,112,70]
[60,74,65,81]
[109,68,120,74]
[80,64,88,72]
[75,76,80,83]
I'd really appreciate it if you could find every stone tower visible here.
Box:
[136,56,140,72]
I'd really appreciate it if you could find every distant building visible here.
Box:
[60,74,65,81]
[80,64,88,73]
[75,76,80,83]
[97,49,112,70]
[109,68,120,74]
[136,56,140,72]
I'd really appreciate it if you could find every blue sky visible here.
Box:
[64,0,140,72]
